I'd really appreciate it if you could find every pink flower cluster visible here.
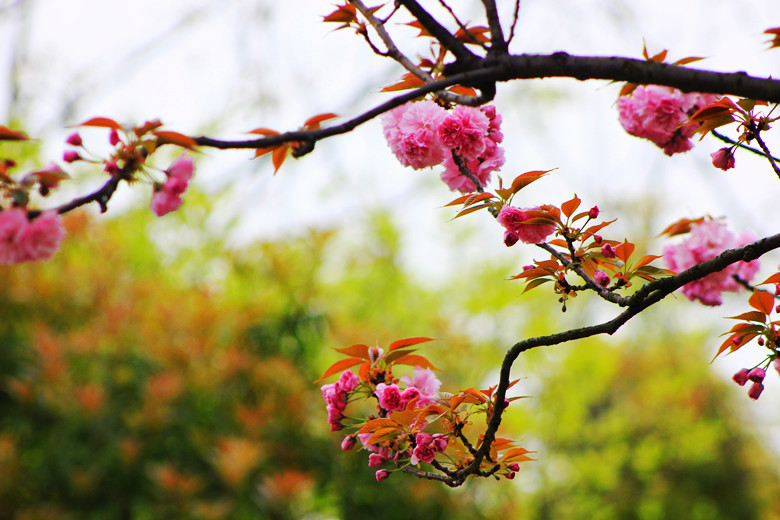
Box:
[382,101,505,193]
[732,366,766,400]
[151,154,194,217]
[375,366,442,412]
[663,219,760,306]
[320,370,360,431]
[410,432,448,465]
[0,209,65,265]
[617,85,718,156]
[497,205,556,246]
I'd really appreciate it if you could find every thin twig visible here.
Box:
[752,129,780,180]
[712,129,780,162]
[437,0,489,51]
[506,0,521,47]
[451,150,484,193]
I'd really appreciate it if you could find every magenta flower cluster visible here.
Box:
[663,219,760,306]
[151,154,195,217]
[382,101,505,193]
[618,85,718,156]
[0,208,65,265]
[496,205,556,246]
[732,366,767,400]
[321,370,361,432]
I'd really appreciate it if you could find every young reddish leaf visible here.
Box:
[492,438,516,451]
[447,85,478,97]
[618,82,638,98]
[584,219,617,236]
[695,114,737,138]
[736,99,765,113]
[765,27,780,48]
[444,194,473,207]
[358,361,370,382]
[463,192,495,207]
[686,98,739,126]
[522,278,553,293]
[153,131,199,150]
[366,427,401,445]
[672,56,704,66]
[615,240,635,263]
[388,337,435,351]
[502,447,535,463]
[389,409,417,426]
[303,113,338,130]
[453,203,494,219]
[383,348,418,365]
[748,289,774,315]
[659,217,706,237]
[510,169,554,194]
[727,311,767,323]
[759,272,780,285]
[271,144,290,173]
[449,394,468,409]
[560,194,581,219]
[454,25,491,45]
[248,127,281,137]
[317,357,364,381]
[721,322,764,336]
[381,73,426,92]
[357,418,398,435]
[714,330,759,359]
[404,20,433,38]
[633,254,662,270]
[77,117,123,130]
[333,343,370,358]
[391,354,439,371]
[0,126,28,141]
[322,4,357,24]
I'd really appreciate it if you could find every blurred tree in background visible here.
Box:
[0,197,778,519]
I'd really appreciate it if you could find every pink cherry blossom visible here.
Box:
[496,206,556,245]
[431,434,448,452]
[594,270,610,287]
[375,383,403,411]
[0,209,31,264]
[17,211,65,262]
[399,387,421,409]
[382,100,448,169]
[437,105,490,161]
[167,154,194,182]
[368,453,388,467]
[710,148,735,171]
[341,436,357,451]
[338,370,360,393]
[410,443,436,465]
[415,432,433,446]
[618,85,718,156]
[400,367,441,406]
[663,219,760,306]
[439,138,504,193]
[150,190,183,217]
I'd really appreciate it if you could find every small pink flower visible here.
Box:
[399,387,421,409]
[431,434,448,452]
[66,132,83,146]
[167,154,194,182]
[508,463,520,472]
[400,367,441,406]
[747,367,765,383]
[163,177,188,196]
[747,382,764,400]
[150,190,183,217]
[382,101,448,169]
[410,443,436,465]
[375,383,403,411]
[341,436,356,451]
[588,206,599,219]
[594,270,610,287]
[16,211,65,262]
[375,469,391,482]
[710,148,735,171]
[497,206,556,245]
[437,105,490,161]
[601,244,616,259]
[368,453,387,467]
[415,432,433,446]
[0,208,30,264]
[732,368,749,386]
[104,161,119,175]
[338,370,360,393]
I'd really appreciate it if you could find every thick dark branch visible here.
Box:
[481,0,507,55]
[469,231,780,476]
[395,0,480,65]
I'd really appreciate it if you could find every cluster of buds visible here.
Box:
[732,366,768,400]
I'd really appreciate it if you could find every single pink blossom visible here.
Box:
[375,469,391,482]
[0,208,30,264]
[496,206,556,245]
[437,105,490,161]
[711,148,736,171]
[65,132,83,147]
[415,432,433,446]
[410,443,436,465]
[368,453,388,467]
[747,382,764,400]
[338,370,360,393]
[399,387,421,409]
[16,211,65,262]
[431,434,448,452]
[167,154,194,182]
[747,367,765,383]
[150,190,183,217]
[594,270,610,287]
[341,436,356,451]
[382,101,448,169]
[375,383,403,411]
[601,244,616,259]
[732,369,749,386]
[400,367,441,406]
[663,219,760,306]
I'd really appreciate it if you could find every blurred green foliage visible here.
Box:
[0,203,778,519]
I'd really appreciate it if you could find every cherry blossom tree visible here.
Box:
[1,0,780,488]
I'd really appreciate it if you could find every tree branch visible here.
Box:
[481,0,507,56]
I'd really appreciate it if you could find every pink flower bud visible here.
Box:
[504,230,519,247]
[65,132,82,146]
[508,463,520,472]
[167,154,194,182]
[747,382,764,400]
[341,436,356,451]
[601,244,616,259]
[594,235,602,244]
[368,453,387,467]
[747,367,765,383]
[109,129,120,146]
[375,469,391,482]
[594,270,610,287]
[415,432,433,446]
[732,368,749,386]
[710,148,735,171]
[588,205,599,219]
[104,161,119,175]
[505,471,516,480]
[63,150,80,163]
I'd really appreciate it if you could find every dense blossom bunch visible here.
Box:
[0,208,65,264]
[321,370,361,431]
[663,219,760,306]
[617,85,719,156]
[382,101,505,193]
[497,205,557,246]
[151,154,195,217]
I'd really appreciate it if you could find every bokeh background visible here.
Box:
[0,1,779,519]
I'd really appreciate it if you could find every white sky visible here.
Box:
[1,0,779,447]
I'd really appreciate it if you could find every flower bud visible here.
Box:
[747,367,765,383]
[375,469,391,482]
[588,205,599,219]
[63,150,80,163]
[594,270,610,287]
[504,230,519,247]
[65,132,82,146]
[109,129,120,146]
[341,436,356,451]
[104,161,119,175]
[368,453,387,467]
[601,244,616,259]
[508,463,520,472]
[593,235,602,244]
[747,382,764,400]
[732,368,749,386]
[710,148,735,171]
[505,471,516,480]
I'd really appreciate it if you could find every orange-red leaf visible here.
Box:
[615,240,634,263]
[0,126,28,141]
[447,86,477,97]
[323,4,357,24]
[248,127,281,137]
[727,311,767,323]
[366,427,401,445]
[748,289,774,315]
[153,130,199,150]
[510,169,553,193]
[357,418,398,434]
[462,192,495,207]
[759,273,780,286]
[765,27,780,49]
[453,203,494,219]
[388,337,435,351]
[77,117,122,130]
[381,73,426,92]
[333,344,370,358]
[561,194,581,219]
[271,144,290,173]
[659,217,706,237]
[390,354,439,371]
[303,113,338,130]
[317,357,364,382]
[502,447,535,463]
[633,254,662,270]
[444,194,473,207]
